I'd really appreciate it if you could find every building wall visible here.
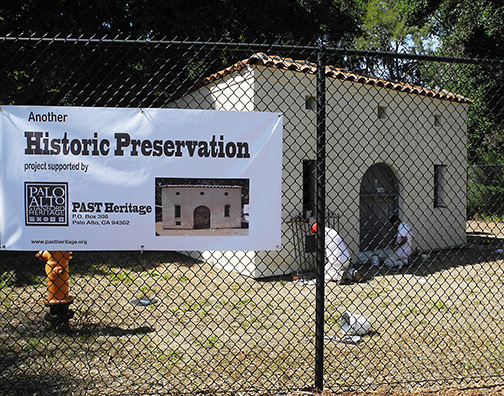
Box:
[322,79,468,260]
[174,65,469,277]
[170,67,256,111]
[161,186,242,229]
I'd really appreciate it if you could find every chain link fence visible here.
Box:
[1,37,504,395]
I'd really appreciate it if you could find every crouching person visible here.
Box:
[311,222,362,284]
[384,215,413,269]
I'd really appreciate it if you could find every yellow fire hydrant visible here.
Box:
[36,250,74,325]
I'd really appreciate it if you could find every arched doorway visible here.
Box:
[194,206,211,229]
[359,163,399,253]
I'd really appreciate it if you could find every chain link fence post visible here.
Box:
[314,45,327,391]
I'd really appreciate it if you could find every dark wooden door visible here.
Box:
[359,163,398,251]
[194,206,210,229]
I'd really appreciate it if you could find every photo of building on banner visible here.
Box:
[156,178,250,237]
[0,106,282,251]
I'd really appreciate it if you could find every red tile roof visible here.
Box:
[199,53,472,104]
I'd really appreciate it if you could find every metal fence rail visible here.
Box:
[1,37,504,395]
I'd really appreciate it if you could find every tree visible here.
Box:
[401,0,504,59]
[0,0,368,109]
[351,0,435,82]
[422,0,504,165]
[356,0,433,53]
[0,0,363,45]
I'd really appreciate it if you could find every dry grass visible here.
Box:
[1,222,504,395]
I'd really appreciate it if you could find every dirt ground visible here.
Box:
[155,221,249,236]
[292,387,504,395]
[1,221,504,395]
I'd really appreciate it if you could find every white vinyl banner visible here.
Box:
[0,106,283,251]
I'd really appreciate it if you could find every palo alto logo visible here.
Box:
[25,182,69,226]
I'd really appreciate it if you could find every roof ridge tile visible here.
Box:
[195,52,472,104]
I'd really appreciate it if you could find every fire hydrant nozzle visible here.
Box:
[36,250,74,324]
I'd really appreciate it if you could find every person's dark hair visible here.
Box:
[389,215,400,224]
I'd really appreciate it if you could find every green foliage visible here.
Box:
[0,0,363,45]
[432,0,504,59]
[109,270,135,285]
[0,271,15,289]
[467,165,504,219]
[352,0,439,82]
[355,0,434,53]
[401,1,504,169]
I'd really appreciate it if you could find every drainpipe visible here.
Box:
[36,251,74,327]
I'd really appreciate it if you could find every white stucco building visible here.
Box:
[161,184,243,230]
[171,53,471,278]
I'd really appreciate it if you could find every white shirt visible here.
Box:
[325,227,350,265]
